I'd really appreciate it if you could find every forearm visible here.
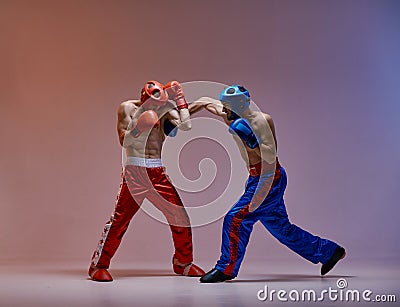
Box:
[188,101,207,115]
[168,108,191,131]
[190,97,224,116]
[248,147,277,212]
[249,171,275,212]
[120,131,134,147]
[178,108,191,130]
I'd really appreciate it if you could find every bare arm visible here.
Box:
[188,97,225,117]
[166,108,192,131]
[162,81,192,130]
[265,113,277,151]
[117,101,142,147]
[246,113,278,212]
[252,113,277,164]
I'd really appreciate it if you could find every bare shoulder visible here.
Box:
[251,111,272,124]
[252,112,275,133]
[263,112,272,121]
[119,99,138,110]
[262,112,274,126]
[118,100,138,116]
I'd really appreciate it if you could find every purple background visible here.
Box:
[0,0,399,265]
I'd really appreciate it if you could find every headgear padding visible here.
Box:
[219,85,250,115]
[140,80,169,106]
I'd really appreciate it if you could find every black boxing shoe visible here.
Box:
[200,268,234,283]
[321,246,346,276]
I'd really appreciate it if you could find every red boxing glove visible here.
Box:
[131,110,159,137]
[164,81,188,110]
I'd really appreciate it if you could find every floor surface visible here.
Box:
[0,259,398,307]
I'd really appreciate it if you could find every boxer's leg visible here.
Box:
[258,167,338,265]
[214,176,259,278]
[146,167,193,263]
[91,175,141,270]
[259,200,338,264]
[146,167,204,276]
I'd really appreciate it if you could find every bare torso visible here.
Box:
[125,125,165,158]
[118,100,169,159]
[188,97,277,207]
[223,111,276,166]
[189,97,277,167]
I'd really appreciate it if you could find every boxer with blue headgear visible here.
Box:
[189,84,346,283]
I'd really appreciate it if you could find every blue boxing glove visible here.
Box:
[228,118,259,149]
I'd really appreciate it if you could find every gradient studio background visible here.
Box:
[1,0,399,270]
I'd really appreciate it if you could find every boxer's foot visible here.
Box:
[200,268,234,283]
[321,246,346,276]
[88,265,113,282]
[172,257,205,277]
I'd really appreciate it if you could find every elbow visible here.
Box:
[118,135,124,147]
[260,145,277,164]
[184,121,192,130]
[119,132,131,148]
[179,120,192,131]
[178,108,192,130]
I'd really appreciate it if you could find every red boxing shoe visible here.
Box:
[173,258,205,277]
[88,265,113,282]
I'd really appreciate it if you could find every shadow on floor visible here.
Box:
[49,268,176,278]
[229,274,356,283]
[110,269,176,278]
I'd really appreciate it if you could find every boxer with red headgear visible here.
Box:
[89,80,204,282]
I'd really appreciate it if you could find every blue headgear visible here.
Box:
[219,85,250,116]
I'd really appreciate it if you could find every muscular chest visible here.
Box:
[139,124,165,143]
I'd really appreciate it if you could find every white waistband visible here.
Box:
[125,157,163,168]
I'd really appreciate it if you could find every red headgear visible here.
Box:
[140,80,169,106]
